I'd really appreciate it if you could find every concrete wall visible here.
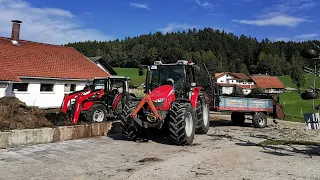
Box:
[0,122,112,149]
[2,79,86,108]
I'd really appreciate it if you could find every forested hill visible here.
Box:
[66,27,319,76]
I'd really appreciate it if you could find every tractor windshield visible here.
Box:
[150,65,185,90]
[92,79,105,90]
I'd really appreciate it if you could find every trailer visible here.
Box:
[212,95,285,128]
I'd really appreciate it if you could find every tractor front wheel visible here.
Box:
[85,104,107,123]
[195,95,210,134]
[120,101,142,141]
[168,102,196,145]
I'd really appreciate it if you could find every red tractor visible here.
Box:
[120,60,213,145]
[60,76,135,124]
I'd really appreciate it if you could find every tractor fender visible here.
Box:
[190,87,204,108]
[113,93,124,110]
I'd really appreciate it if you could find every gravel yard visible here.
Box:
[1,113,320,180]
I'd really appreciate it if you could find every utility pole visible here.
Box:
[314,63,317,110]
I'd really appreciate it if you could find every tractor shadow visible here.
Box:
[106,121,175,145]
[210,132,320,158]
[209,119,253,127]
[234,139,320,158]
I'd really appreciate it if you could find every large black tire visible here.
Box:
[231,112,245,126]
[168,102,196,145]
[252,112,267,128]
[85,104,107,122]
[120,101,141,141]
[195,95,210,134]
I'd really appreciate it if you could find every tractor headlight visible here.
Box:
[154,98,165,103]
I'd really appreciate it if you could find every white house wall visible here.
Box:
[2,79,87,108]
[217,74,236,84]
[0,83,8,97]
[222,87,234,94]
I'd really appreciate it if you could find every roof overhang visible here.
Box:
[93,76,130,80]
[19,76,90,81]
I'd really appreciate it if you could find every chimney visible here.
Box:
[11,20,22,45]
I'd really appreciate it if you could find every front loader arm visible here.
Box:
[71,89,104,124]
[60,89,91,113]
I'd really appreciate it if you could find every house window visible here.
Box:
[40,84,54,92]
[70,84,76,91]
[12,83,28,92]
[64,84,76,92]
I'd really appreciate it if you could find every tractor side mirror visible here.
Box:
[301,91,319,100]
[138,67,144,76]
[302,48,320,59]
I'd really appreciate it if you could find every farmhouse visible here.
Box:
[251,74,286,94]
[215,72,255,95]
[0,20,110,108]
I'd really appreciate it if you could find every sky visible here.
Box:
[0,0,319,45]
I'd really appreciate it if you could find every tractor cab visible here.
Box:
[140,60,212,100]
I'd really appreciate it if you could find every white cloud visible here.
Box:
[232,15,307,27]
[194,0,215,8]
[130,2,150,9]
[295,33,319,39]
[158,23,198,33]
[273,37,291,42]
[0,0,112,45]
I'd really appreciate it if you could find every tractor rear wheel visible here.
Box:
[85,104,107,123]
[195,95,210,134]
[168,102,196,145]
[120,101,141,141]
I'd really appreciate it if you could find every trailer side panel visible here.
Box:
[218,96,273,112]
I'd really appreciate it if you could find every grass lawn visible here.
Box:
[278,74,320,90]
[278,74,320,122]
[280,91,320,122]
[114,67,146,86]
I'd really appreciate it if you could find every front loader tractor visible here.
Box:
[60,76,135,124]
[120,60,213,145]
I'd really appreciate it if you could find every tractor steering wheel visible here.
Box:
[111,89,119,97]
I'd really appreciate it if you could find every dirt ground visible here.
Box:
[1,113,320,180]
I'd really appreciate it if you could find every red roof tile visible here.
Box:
[229,73,250,80]
[251,75,286,89]
[0,37,110,82]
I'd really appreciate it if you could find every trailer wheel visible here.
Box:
[85,104,107,122]
[231,113,245,126]
[195,95,210,134]
[120,101,142,141]
[252,112,267,128]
